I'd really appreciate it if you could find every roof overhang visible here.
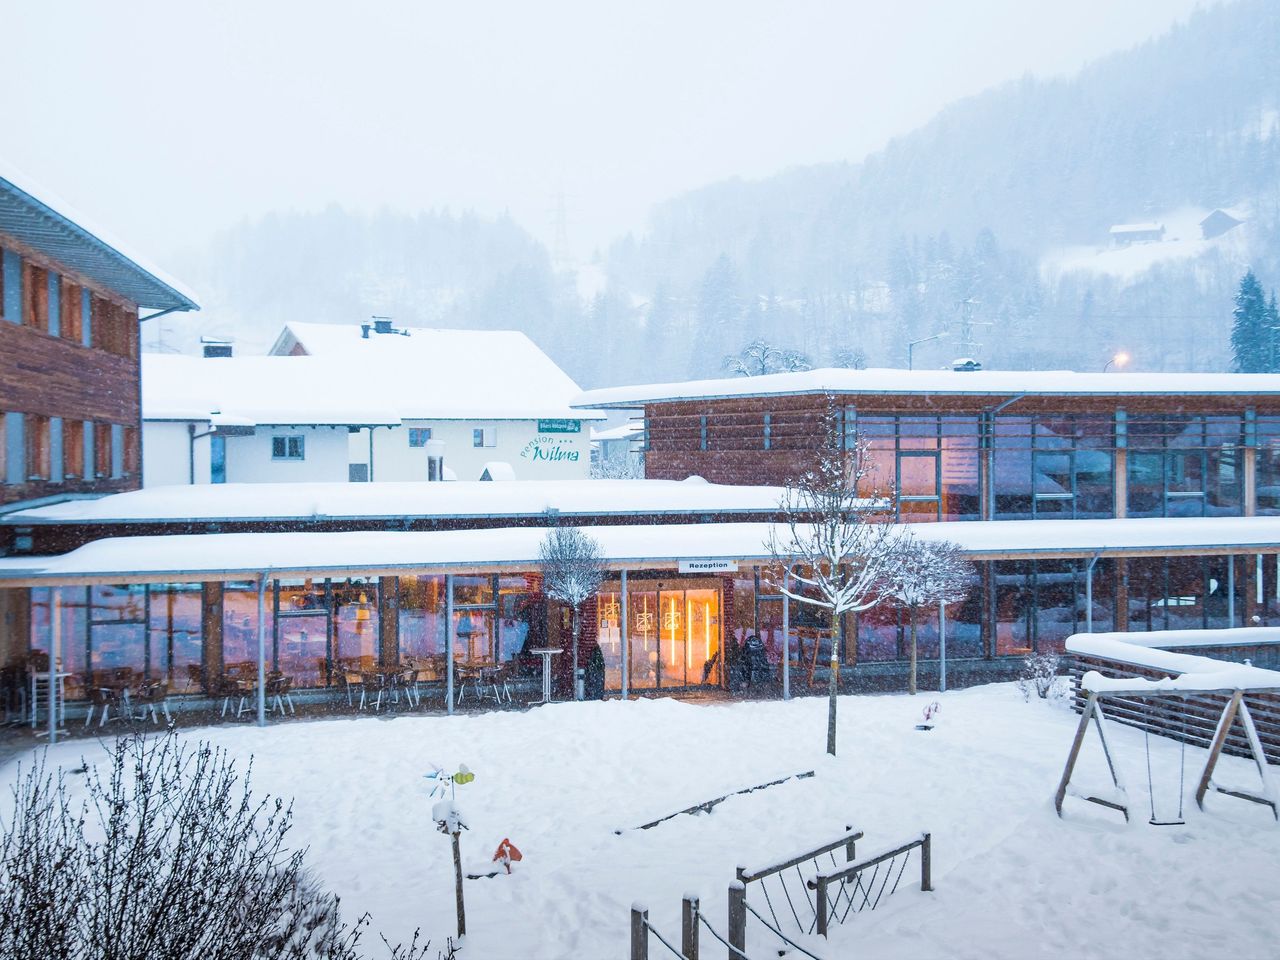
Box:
[0,170,199,312]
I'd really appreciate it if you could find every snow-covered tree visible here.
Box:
[538,526,607,700]
[767,402,903,755]
[723,338,812,376]
[1231,270,1273,373]
[881,535,974,695]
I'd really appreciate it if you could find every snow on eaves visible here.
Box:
[572,366,1280,408]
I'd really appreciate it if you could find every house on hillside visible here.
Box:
[1108,222,1165,247]
[142,320,600,485]
[1200,208,1244,241]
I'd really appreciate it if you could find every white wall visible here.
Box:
[223,427,350,483]
[143,421,350,485]
[143,421,203,487]
[371,420,590,481]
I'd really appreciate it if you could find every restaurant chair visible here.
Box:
[339,668,367,710]
[267,672,296,716]
[83,685,122,728]
[184,664,205,693]
[215,674,252,718]
[362,670,391,711]
[134,680,172,725]
[489,663,517,704]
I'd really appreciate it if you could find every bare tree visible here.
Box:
[724,339,811,376]
[767,402,903,755]
[538,525,607,701]
[832,346,868,370]
[0,733,445,960]
[882,535,974,695]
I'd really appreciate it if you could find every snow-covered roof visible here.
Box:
[0,158,199,312]
[5,516,1280,583]
[573,367,1280,408]
[1108,222,1164,234]
[1,478,788,525]
[145,324,604,424]
[1068,630,1280,691]
[590,423,642,442]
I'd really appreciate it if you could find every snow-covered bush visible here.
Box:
[0,733,447,960]
[1016,652,1066,701]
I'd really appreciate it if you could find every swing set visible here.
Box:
[1055,670,1278,824]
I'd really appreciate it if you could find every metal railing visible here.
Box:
[808,832,932,937]
[733,827,862,943]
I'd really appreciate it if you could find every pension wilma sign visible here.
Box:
[519,435,580,463]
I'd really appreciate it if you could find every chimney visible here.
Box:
[425,438,446,482]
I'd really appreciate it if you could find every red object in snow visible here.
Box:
[492,838,523,874]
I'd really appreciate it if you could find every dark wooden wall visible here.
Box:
[0,228,142,507]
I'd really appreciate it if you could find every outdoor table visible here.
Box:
[529,647,562,704]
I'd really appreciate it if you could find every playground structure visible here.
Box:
[1055,669,1278,822]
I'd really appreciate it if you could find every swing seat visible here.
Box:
[1148,817,1186,827]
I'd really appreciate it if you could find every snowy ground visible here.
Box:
[3,685,1278,959]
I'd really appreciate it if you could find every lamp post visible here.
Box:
[1103,351,1130,373]
[908,333,946,371]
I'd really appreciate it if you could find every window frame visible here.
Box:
[408,427,433,447]
[271,435,306,461]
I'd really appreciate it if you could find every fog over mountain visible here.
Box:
[166,0,1280,386]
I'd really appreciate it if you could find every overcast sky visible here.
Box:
[8,0,1206,267]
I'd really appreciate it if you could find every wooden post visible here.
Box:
[48,588,61,744]
[630,904,648,960]
[938,604,947,694]
[920,833,932,891]
[682,894,699,960]
[451,830,466,938]
[1197,691,1243,811]
[202,582,223,692]
[1055,692,1097,816]
[815,875,829,937]
[727,880,746,959]
[1236,700,1279,819]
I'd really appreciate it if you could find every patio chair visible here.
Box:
[266,672,296,716]
[134,680,172,725]
[183,663,205,693]
[83,685,122,728]
[338,668,366,710]
[489,663,517,704]
[214,674,251,718]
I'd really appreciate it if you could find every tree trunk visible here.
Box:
[572,606,581,701]
[827,613,844,756]
[908,611,918,696]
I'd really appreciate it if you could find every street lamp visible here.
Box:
[908,332,946,371]
[1103,351,1130,373]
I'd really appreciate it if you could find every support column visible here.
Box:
[201,582,224,692]
[938,603,947,694]
[620,569,629,700]
[256,574,267,727]
[1244,446,1257,517]
[446,574,455,714]
[782,567,791,700]
[1114,449,1128,518]
[379,576,399,666]
[1115,558,1129,631]
[1228,555,1236,627]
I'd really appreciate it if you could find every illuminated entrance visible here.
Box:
[597,579,722,691]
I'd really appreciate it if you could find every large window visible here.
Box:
[598,580,722,690]
[1256,417,1280,515]
[408,427,433,447]
[1127,416,1242,518]
[275,580,330,687]
[2,412,23,485]
[400,575,447,660]
[994,416,1113,520]
[857,415,980,521]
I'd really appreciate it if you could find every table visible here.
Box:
[528,647,562,704]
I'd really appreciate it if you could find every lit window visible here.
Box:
[409,427,433,447]
[473,427,496,448]
[272,435,305,460]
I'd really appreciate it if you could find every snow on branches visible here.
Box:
[538,525,607,700]
[882,534,974,694]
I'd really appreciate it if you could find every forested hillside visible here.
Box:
[171,0,1280,385]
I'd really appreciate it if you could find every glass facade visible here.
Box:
[597,579,722,691]
[1126,415,1242,518]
